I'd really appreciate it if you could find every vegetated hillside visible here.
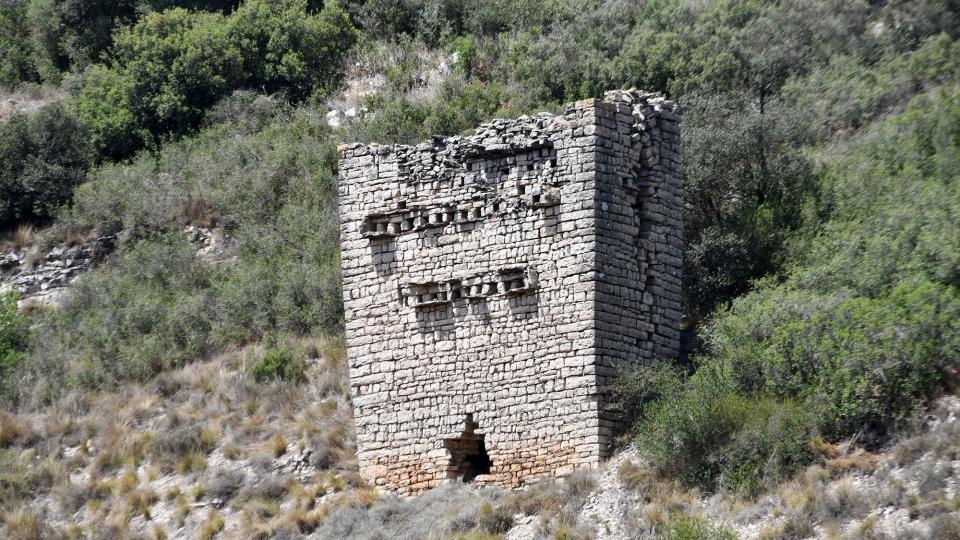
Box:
[0,0,958,538]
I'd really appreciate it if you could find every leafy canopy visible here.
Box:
[76,0,357,159]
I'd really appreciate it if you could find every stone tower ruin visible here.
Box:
[338,89,682,494]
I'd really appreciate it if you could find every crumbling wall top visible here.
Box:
[339,89,679,161]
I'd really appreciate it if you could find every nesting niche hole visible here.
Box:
[444,414,492,482]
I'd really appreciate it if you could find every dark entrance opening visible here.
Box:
[444,414,492,482]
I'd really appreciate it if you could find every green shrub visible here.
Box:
[606,361,683,430]
[77,7,242,158]
[72,65,144,161]
[0,103,92,228]
[637,364,817,495]
[27,0,140,77]
[228,0,358,101]
[657,514,735,540]
[0,292,28,400]
[708,280,960,440]
[0,3,39,86]
[795,89,960,296]
[250,347,305,383]
[216,203,343,342]
[680,91,815,317]
[19,238,214,404]
[20,0,259,84]
[638,90,960,493]
[76,0,357,160]
[357,0,418,41]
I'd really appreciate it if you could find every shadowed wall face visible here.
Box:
[338,90,682,494]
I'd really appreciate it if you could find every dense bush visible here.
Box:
[0,2,39,86]
[0,293,28,401]
[1,0,262,87]
[636,89,960,492]
[20,238,214,403]
[0,103,91,228]
[26,0,140,78]
[76,0,356,159]
[10,97,342,404]
[250,347,305,383]
[78,7,243,158]
[637,363,816,495]
[794,89,960,295]
[62,93,333,233]
[607,362,682,431]
[229,0,357,100]
[215,201,343,341]
[708,281,960,439]
[681,91,815,316]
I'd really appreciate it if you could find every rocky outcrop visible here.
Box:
[184,225,234,264]
[0,225,233,308]
[0,235,115,306]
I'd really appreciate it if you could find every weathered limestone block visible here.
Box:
[338,89,682,495]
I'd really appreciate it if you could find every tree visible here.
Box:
[0,2,39,86]
[681,91,814,317]
[27,0,140,79]
[76,0,357,159]
[0,103,92,228]
[228,0,358,100]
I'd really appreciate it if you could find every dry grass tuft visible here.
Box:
[315,487,380,521]
[174,494,191,526]
[222,443,242,460]
[12,224,34,249]
[289,480,324,511]
[0,411,32,447]
[115,468,139,495]
[618,459,659,495]
[127,487,158,520]
[0,505,53,540]
[190,483,207,502]
[823,447,882,475]
[268,433,288,458]
[274,507,323,534]
[241,497,281,521]
[757,510,815,540]
[197,510,225,540]
[62,230,90,247]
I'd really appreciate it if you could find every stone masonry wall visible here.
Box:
[338,89,681,494]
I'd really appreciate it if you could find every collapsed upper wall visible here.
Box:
[338,89,681,494]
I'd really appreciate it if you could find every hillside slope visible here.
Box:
[0,1,959,538]
[2,333,954,540]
